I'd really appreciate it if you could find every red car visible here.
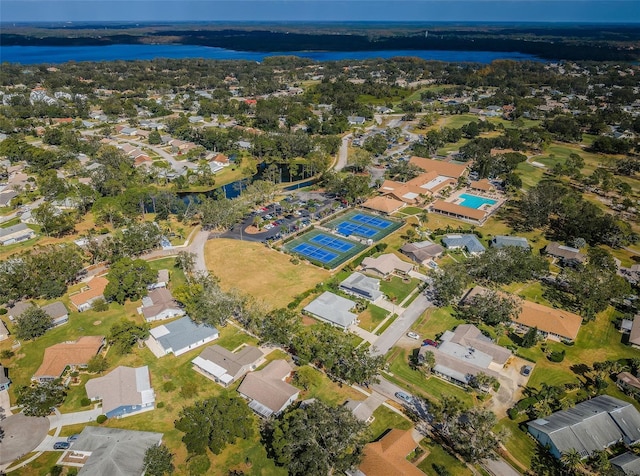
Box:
[422,339,438,347]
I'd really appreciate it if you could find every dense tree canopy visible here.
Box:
[16,380,66,417]
[14,306,53,340]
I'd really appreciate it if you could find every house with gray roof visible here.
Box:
[611,452,640,475]
[138,288,185,323]
[419,323,511,389]
[0,319,9,341]
[400,240,445,265]
[339,272,383,302]
[543,242,586,267]
[146,316,218,357]
[192,344,264,387]
[0,190,18,207]
[58,426,163,476]
[527,395,640,459]
[360,253,414,278]
[347,116,366,125]
[303,291,358,330]
[441,234,485,255]
[0,223,35,245]
[0,365,10,391]
[85,366,155,419]
[8,301,68,326]
[490,235,530,249]
[237,360,299,418]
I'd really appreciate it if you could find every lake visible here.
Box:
[0,44,541,64]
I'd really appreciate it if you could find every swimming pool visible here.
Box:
[458,193,497,209]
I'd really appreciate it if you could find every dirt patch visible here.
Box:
[243,225,263,235]
[301,315,317,326]
[93,320,102,326]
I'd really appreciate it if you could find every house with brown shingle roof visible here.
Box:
[469,178,494,192]
[409,156,467,179]
[237,360,299,418]
[32,336,105,383]
[69,276,109,312]
[138,288,185,323]
[361,253,414,278]
[358,429,425,476]
[429,200,488,224]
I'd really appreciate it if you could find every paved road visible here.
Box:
[335,134,351,171]
[48,407,102,428]
[482,457,523,476]
[189,229,210,273]
[371,293,432,357]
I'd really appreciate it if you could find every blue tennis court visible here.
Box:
[310,234,355,252]
[291,243,338,264]
[336,221,378,238]
[351,213,393,229]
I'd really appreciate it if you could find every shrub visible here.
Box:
[0,349,15,359]
[156,401,165,408]
[0,308,7,315]
[80,397,92,407]
[432,464,452,476]
[50,465,63,476]
[548,350,566,363]
[163,381,176,392]
[91,298,109,312]
[508,408,520,420]
[96,414,107,424]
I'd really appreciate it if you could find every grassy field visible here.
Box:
[369,406,412,440]
[380,276,419,303]
[204,238,329,309]
[417,437,474,476]
[358,303,389,332]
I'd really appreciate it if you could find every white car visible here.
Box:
[407,332,420,340]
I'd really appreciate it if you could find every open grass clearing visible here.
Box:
[204,238,329,309]
[358,303,389,332]
[369,406,412,440]
[417,436,474,476]
[380,276,419,303]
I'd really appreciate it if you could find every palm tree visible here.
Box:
[560,448,583,474]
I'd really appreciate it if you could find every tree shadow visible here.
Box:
[569,364,590,377]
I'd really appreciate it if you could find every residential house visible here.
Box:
[361,253,414,278]
[527,395,640,459]
[361,196,405,215]
[358,429,425,476]
[210,153,230,167]
[343,398,377,424]
[463,286,583,342]
[147,269,169,290]
[617,371,640,396]
[630,318,640,349]
[0,365,10,391]
[611,452,640,475]
[69,276,109,312]
[138,288,185,323]
[237,360,299,418]
[85,366,155,419]
[32,336,105,383]
[339,272,383,302]
[441,234,485,255]
[42,302,69,326]
[303,291,358,330]
[490,235,530,249]
[400,240,445,265]
[0,319,8,341]
[0,190,18,207]
[419,323,511,388]
[347,116,366,126]
[543,242,586,267]
[0,223,35,245]
[192,344,264,387]
[409,156,467,180]
[146,316,218,357]
[57,426,163,476]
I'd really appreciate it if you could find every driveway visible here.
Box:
[48,407,102,428]
[489,357,532,418]
[371,293,432,357]
[0,389,11,420]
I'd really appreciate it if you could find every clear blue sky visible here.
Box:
[1,0,639,23]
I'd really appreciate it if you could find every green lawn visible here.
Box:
[495,417,537,470]
[368,406,412,440]
[386,347,475,407]
[146,257,187,289]
[380,276,419,303]
[358,303,389,332]
[411,306,464,341]
[375,313,398,336]
[0,217,20,228]
[418,437,473,476]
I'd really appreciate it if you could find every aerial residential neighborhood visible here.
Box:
[0,24,639,476]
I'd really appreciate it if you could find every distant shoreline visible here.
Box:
[1,22,638,61]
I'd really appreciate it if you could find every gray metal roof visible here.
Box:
[611,452,640,474]
[339,272,383,301]
[0,223,31,239]
[491,235,530,249]
[528,395,640,458]
[303,291,358,329]
[73,426,163,476]
[149,316,218,353]
[442,234,485,254]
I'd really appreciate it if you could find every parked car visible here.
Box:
[521,365,533,376]
[422,338,438,347]
[395,391,413,404]
[407,332,420,340]
[54,442,70,450]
